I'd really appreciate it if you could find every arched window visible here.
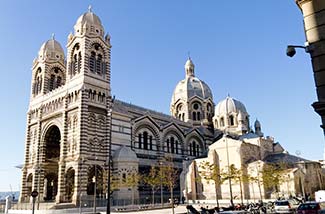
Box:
[48,67,64,92]
[33,68,42,96]
[167,139,170,152]
[149,136,153,150]
[77,52,82,73]
[171,137,175,153]
[220,117,225,127]
[193,112,197,121]
[138,133,142,149]
[89,51,96,73]
[189,140,201,157]
[175,140,178,154]
[96,54,102,74]
[71,43,80,77]
[143,131,148,150]
[89,43,105,76]
[192,142,196,156]
[49,75,55,91]
[229,115,235,126]
[192,102,201,121]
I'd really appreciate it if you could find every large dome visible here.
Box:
[172,77,213,103]
[38,37,65,61]
[215,96,247,116]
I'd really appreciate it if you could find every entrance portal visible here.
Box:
[43,125,61,201]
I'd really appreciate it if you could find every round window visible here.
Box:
[193,103,199,110]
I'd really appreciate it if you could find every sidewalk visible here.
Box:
[109,205,187,214]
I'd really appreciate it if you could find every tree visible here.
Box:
[143,166,161,204]
[120,169,142,205]
[220,164,240,207]
[198,160,221,208]
[159,156,179,214]
[261,163,286,197]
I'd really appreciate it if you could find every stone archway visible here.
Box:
[26,174,33,197]
[65,168,75,202]
[43,125,61,201]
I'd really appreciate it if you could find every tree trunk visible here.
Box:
[152,188,155,205]
[171,188,175,214]
[239,178,243,205]
[215,182,219,208]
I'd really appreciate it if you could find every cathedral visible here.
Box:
[19,8,324,207]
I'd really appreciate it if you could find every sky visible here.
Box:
[0,0,323,192]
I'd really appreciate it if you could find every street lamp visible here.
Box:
[106,96,114,214]
[158,160,164,207]
[79,157,86,214]
[35,165,42,210]
[224,133,234,207]
[93,161,97,214]
[286,45,309,57]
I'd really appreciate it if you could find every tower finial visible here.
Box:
[51,33,55,40]
[188,51,191,60]
[88,5,92,13]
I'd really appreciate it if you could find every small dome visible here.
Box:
[38,37,65,61]
[74,7,104,36]
[215,96,247,116]
[185,58,195,70]
[113,146,138,162]
[254,119,261,128]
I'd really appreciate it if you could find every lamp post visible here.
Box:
[106,96,114,214]
[158,161,164,207]
[79,157,86,214]
[35,165,42,210]
[93,162,97,214]
[225,133,234,207]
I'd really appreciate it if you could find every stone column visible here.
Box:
[296,0,325,134]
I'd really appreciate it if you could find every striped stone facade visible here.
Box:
[19,9,215,205]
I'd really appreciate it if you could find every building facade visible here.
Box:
[19,8,324,206]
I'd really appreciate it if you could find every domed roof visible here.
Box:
[74,6,104,36]
[215,96,247,116]
[171,58,213,103]
[38,36,65,61]
[113,146,138,162]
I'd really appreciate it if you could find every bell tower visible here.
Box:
[31,35,66,99]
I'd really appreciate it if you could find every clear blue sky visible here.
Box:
[0,0,323,191]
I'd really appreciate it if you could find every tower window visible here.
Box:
[220,117,225,127]
[138,134,142,149]
[193,112,197,121]
[90,52,96,73]
[49,75,55,91]
[149,136,153,150]
[143,131,148,150]
[229,115,235,126]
